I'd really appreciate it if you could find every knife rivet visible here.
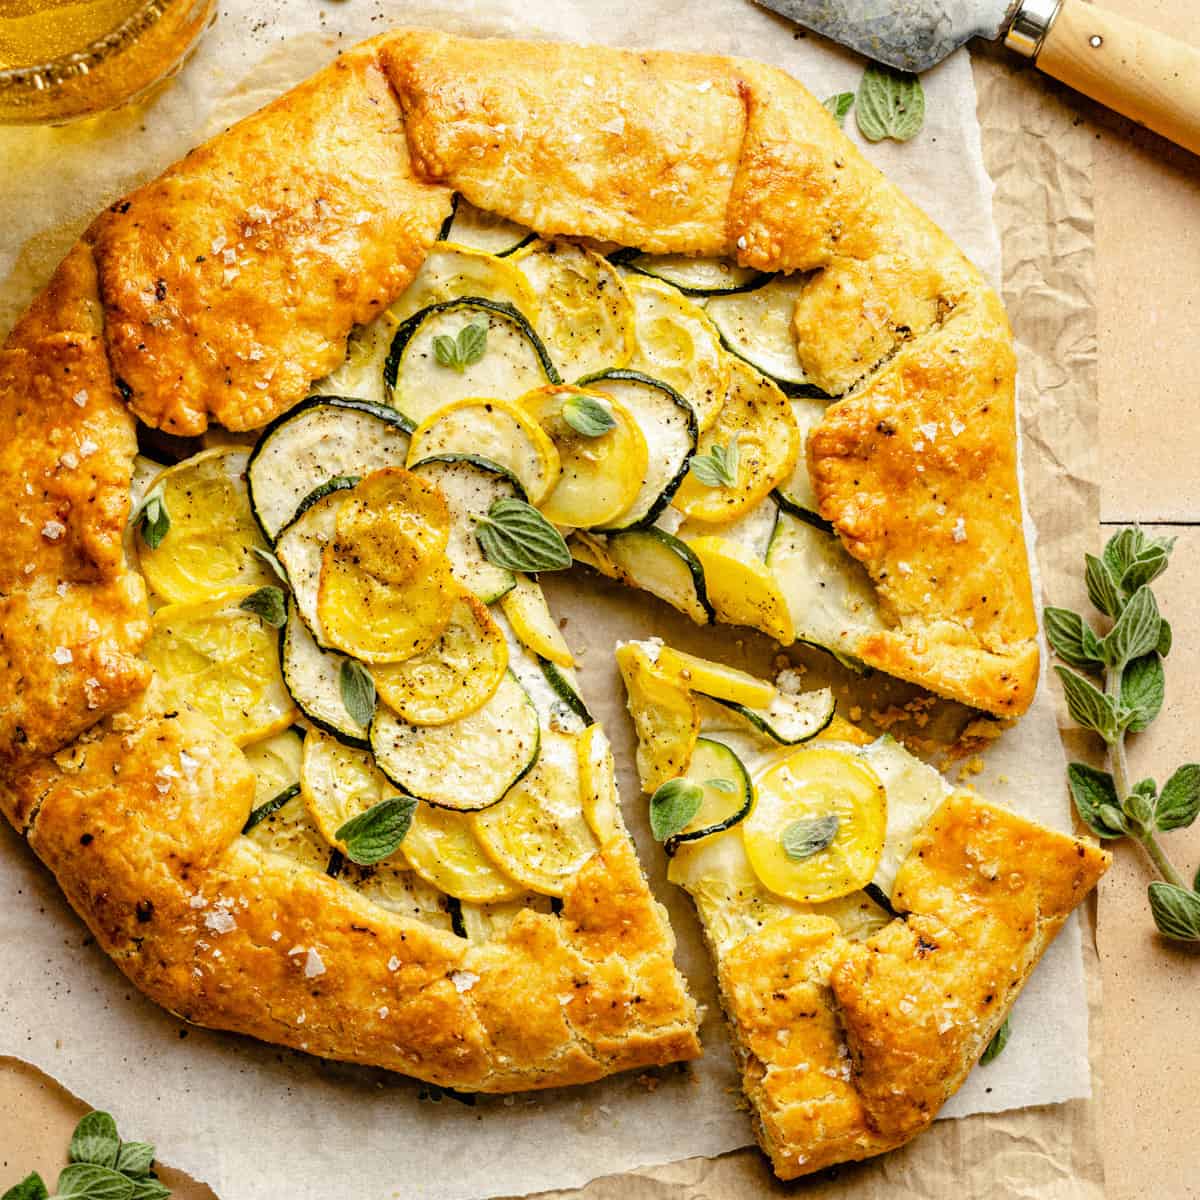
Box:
[1088,34,1103,48]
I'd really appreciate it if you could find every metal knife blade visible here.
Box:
[754,0,1023,73]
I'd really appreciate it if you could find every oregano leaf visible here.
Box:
[561,394,617,438]
[1147,881,1200,942]
[855,62,925,143]
[55,1163,133,1200]
[688,438,739,489]
[1066,762,1124,839]
[1101,585,1161,670]
[250,546,289,586]
[1156,764,1200,831]
[822,91,855,127]
[238,586,287,629]
[1084,553,1122,619]
[114,1142,155,1178]
[1055,666,1118,741]
[137,493,170,551]
[1,1173,48,1200]
[781,814,840,861]
[335,796,418,865]
[128,1181,171,1200]
[69,1112,120,1168]
[980,1015,1011,1065]
[339,658,376,729]
[456,321,488,367]
[1044,606,1104,671]
[475,498,571,573]
[1157,617,1173,657]
[649,779,703,842]
[1120,652,1164,733]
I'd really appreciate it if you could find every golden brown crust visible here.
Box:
[87,40,451,436]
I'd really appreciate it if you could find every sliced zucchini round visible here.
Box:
[656,646,775,708]
[685,534,794,645]
[407,396,561,507]
[764,513,884,664]
[137,448,276,604]
[773,396,833,528]
[280,609,369,747]
[384,298,559,429]
[409,454,523,603]
[671,359,799,524]
[371,592,508,726]
[499,573,573,668]
[625,254,768,296]
[243,782,301,836]
[274,477,359,646]
[401,804,524,904]
[706,274,830,396]
[517,385,647,528]
[664,736,753,855]
[511,240,635,381]
[243,788,335,874]
[623,273,730,431]
[605,527,714,626]
[390,243,539,326]
[742,746,887,904]
[300,727,393,850]
[247,397,412,541]
[242,726,305,810]
[582,369,697,531]
[144,588,296,747]
[539,658,593,729]
[438,194,535,257]
[615,641,701,793]
[472,729,600,896]
[370,670,540,810]
[315,321,396,409]
[702,687,836,746]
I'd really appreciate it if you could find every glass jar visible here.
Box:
[0,0,216,124]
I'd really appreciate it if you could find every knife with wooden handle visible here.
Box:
[756,0,1200,156]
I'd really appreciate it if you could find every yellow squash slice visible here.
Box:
[473,730,601,896]
[137,448,276,604]
[389,243,539,325]
[517,385,648,528]
[623,273,730,431]
[655,645,776,709]
[242,727,304,808]
[615,641,700,792]
[671,359,799,522]
[742,747,887,904]
[684,535,794,644]
[334,468,450,585]
[512,240,635,381]
[499,573,574,668]
[577,723,620,841]
[144,588,297,746]
[243,790,333,874]
[300,729,394,849]
[402,804,524,904]
[407,397,561,506]
[371,591,508,725]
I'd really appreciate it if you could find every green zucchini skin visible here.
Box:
[699,688,837,746]
[278,610,371,749]
[772,488,835,534]
[605,526,715,625]
[383,296,562,409]
[622,255,771,297]
[242,783,302,834]
[664,737,753,857]
[538,658,595,728]
[437,193,536,257]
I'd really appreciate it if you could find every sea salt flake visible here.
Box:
[918,422,939,442]
[78,438,99,458]
[248,347,265,362]
[387,956,401,972]
[210,234,228,254]
[776,668,806,695]
[304,948,326,978]
[736,235,747,250]
[51,646,73,665]
[952,517,967,543]
[270,930,282,941]
[72,389,88,407]
[950,418,966,437]
[450,969,479,993]
[59,451,79,470]
[897,561,913,575]
[189,895,207,909]
[378,1006,390,1019]
[222,248,237,264]
[696,80,713,92]
[41,520,65,541]
[203,908,236,935]
[581,73,595,87]
[569,132,584,144]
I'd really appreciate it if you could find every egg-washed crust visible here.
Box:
[0,28,1043,1094]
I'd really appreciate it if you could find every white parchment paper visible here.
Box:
[0,2,1089,1196]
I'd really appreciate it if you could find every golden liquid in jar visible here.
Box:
[0,0,147,69]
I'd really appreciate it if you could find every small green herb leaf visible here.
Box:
[1044,606,1104,672]
[114,1143,155,1179]
[1055,666,1118,741]
[1157,617,1173,657]
[1120,652,1164,733]
[336,796,418,865]
[1066,762,1125,839]
[476,498,572,573]
[822,91,855,127]
[649,779,703,842]
[561,394,617,438]
[855,62,925,143]
[55,1163,133,1200]
[1084,553,1122,619]
[1101,585,1161,670]
[980,1015,1011,1065]
[1106,527,1175,594]
[1155,764,1200,831]
[239,585,287,629]
[1124,789,1156,832]
[128,1181,171,1200]
[705,778,737,793]
[339,658,377,728]
[137,493,170,551]
[69,1112,121,1168]
[1147,881,1200,942]
[688,438,739,489]
[251,546,289,586]
[433,322,488,371]
[781,814,840,861]
[1,1173,48,1200]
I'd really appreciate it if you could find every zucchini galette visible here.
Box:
[617,641,1109,1178]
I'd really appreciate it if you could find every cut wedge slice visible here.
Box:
[401,804,524,904]
[656,646,775,708]
[605,528,713,625]
[473,730,600,896]
[499,573,573,667]
[615,641,700,793]
[685,534,794,644]
[438,194,535,257]
[517,385,647,528]
[137,448,276,604]
[370,670,540,810]
[145,587,296,746]
[407,396,561,507]
[370,591,508,725]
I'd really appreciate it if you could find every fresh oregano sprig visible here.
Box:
[2,1109,170,1200]
[474,498,572,573]
[822,92,855,128]
[433,322,487,372]
[1046,526,1200,942]
[688,437,740,489]
[132,490,170,550]
[855,62,925,143]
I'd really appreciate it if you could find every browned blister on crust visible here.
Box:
[88,40,452,436]
[383,29,745,255]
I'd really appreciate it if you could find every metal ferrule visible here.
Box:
[1005,0,1064,59]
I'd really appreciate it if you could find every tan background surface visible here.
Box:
[2,1,1198,1196]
